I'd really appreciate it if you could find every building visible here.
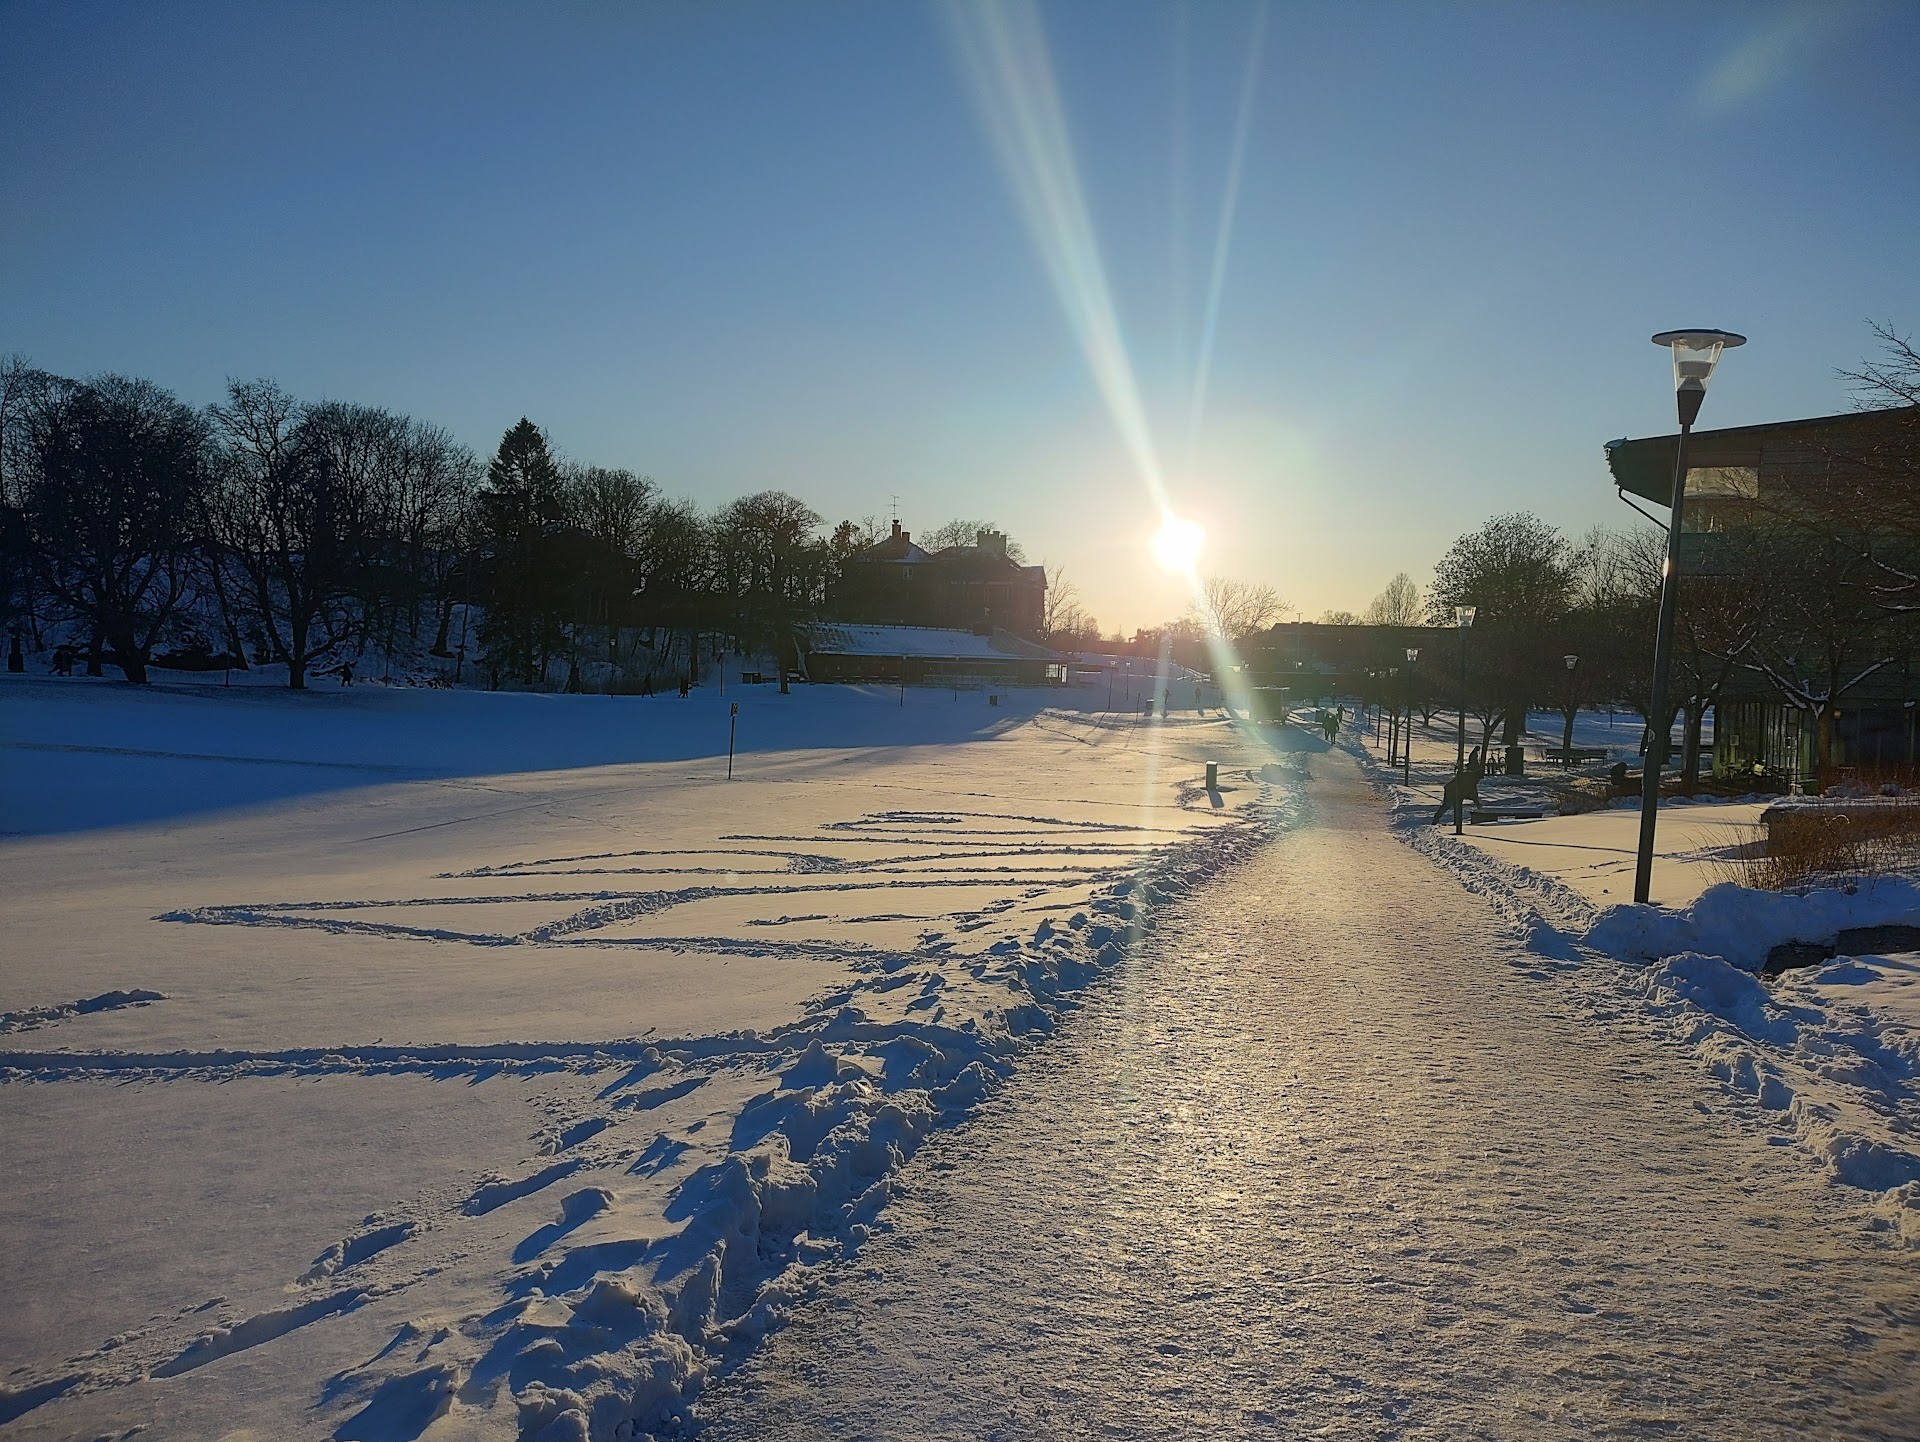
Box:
[1243,621,1448,698]
[1605,405,1920,784]
[833,522,1048,636]
[801,623,1066,687]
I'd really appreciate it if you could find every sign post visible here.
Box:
[728,702,738,780]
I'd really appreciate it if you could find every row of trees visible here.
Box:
[0,357,1070,689]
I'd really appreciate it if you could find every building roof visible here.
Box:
[853,532,933,564]
[1604,406,1912,506]
[804,624,1062,662]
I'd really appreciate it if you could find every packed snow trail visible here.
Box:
[696,751,1920,1441]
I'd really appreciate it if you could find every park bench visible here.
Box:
[1468,805,1547,824]
[1538,745,1609,766]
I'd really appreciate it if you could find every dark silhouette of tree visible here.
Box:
[712,490,824,687]
[1427,512,1581,764]
[20,375,207,683]
[634,496,712,684]
[1363,572,1423,626]
[476,418,567,685]
[921,517,1026,561]
[1,355,63,648]
[206,379,359,689]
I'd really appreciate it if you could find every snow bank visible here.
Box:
[1586,879,1920,973]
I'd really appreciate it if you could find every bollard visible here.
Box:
[1205,762,1218,790]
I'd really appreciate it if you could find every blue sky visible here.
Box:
[4,0,1916,632]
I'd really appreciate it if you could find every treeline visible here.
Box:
[0,357,1022,690]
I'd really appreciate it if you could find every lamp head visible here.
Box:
[1652,329,1744,425]
[1456,605,1476,628]
[1406,647,1419,662]
[1564,653,1578,670]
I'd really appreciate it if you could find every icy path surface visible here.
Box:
[698,753,1920,1441]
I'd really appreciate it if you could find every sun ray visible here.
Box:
[1184,0,1269,469]
[944,0,1169,512]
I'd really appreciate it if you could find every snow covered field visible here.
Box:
[0,675,1292,1438]
[1350,711,1920,1248]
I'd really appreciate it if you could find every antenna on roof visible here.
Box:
[890,494,899,525]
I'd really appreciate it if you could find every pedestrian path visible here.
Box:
[696,750,1920,1441]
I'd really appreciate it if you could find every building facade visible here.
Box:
[833,523,1048,636]
[1606,405,1920,785]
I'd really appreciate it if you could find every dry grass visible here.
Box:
[1710,797,1920,891]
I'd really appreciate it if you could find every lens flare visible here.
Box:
[1152,514,1205,574]
[944,0,1168,510]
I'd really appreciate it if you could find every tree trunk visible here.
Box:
[430,594,453,657]
[1681,701,1707,792]
[86,623,103,677]
[103,619,147,684]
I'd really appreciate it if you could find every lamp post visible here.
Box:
[1404,647,1418,785]
[1386,667,1400,763]
[1634,329,1745,903]
[1561,653,1579,764]
[1454,606,1476,835]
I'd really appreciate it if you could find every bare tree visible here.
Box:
[1839,319,1920,408]
[20,375,206,683]
[563,464,655,557]
[1362,572,1423,626]
[1042,563,1083,636]
[206,379,357,689]
[920,517,1026,561]
[1191,576,1288,640]
[1318,609,1361,625]
[1,355,62,646]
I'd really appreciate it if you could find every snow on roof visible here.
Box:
[805,624,1061,662]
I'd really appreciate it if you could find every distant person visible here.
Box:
[6,635,22,673]
[50,644,75,677]
[1322,711,1339,743]
[678,677,690,698]
[336,660,355,687]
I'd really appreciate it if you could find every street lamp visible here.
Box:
[1454,606,1476,835]
[1561,654,1579,765]
[1403,647,1419,785]
[1386,666,1400,761]
[1634,328,1745,903]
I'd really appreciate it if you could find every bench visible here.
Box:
[1469,806,1546,824]
[1538,746,1609,766]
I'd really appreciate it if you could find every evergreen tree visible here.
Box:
[477,419,566,685]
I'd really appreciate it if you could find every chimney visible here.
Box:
[891,519,903,540]
[978,528,1006,557]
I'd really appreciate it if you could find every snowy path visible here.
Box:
[696,751,1920,1441]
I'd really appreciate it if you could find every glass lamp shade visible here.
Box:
[1456,606,1476,628]
[1651,330,1745,396]
[1406,647,1419,662]
[1564,654,1578,670]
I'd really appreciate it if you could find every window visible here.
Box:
[1684,465,1759,499]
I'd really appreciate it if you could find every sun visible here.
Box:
[1151,514,1205,574]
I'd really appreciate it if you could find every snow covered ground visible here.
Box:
[0,673,1293,1438]
[1349,709,1920,1249]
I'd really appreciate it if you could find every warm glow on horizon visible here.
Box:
[1151,514,1205,574]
